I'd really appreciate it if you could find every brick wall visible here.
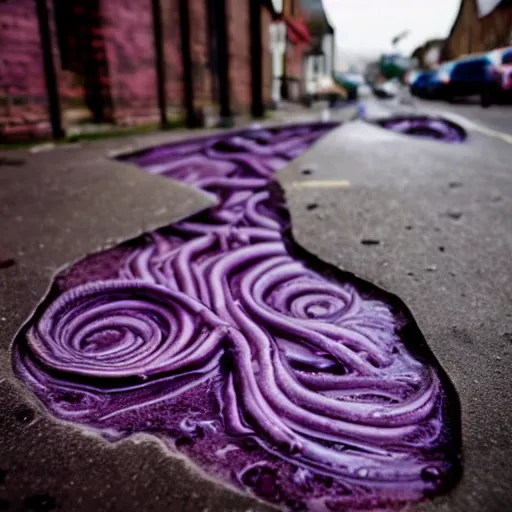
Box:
[284,41,306,100]
[0,0,275,142]
[285,42,304,79]
[0,0,51,141]
[189,0,214,109]
[49,1,87,115]
[283,2,308,101]
[227,0,251,113]
[161,0,183,114]
[100,0,159,124]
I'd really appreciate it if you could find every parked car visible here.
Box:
[379,54,414,81]
[302,75,347,107]
[442,54,494,102]
[482,46,512,106]
[373,78,400,99]
[409,71,436,98]
[408,63,455,99]
[334,72,365,101]
[424,61,456,99]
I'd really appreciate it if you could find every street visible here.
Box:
[1,100,511,512]
[279,100,512,511]
[415,98,512,136]
[1,0,511,509]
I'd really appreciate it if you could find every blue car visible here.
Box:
[442,55,494,102]
[410,62,456,99]
[426,62,456,99]
[409,71,435,98]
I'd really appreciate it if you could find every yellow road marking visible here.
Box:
[290,180,351,188]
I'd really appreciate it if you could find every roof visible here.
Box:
[301,0,334,34]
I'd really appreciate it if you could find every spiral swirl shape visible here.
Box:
[26,280,227,387]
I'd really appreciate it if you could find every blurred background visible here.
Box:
[1,0,511,144]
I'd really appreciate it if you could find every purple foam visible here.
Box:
[14,122,460,511]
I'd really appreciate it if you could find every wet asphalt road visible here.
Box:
[279,107,512,512]
[412,97,512,137]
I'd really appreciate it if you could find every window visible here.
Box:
[502,50,512,65]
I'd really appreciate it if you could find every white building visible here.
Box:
[301,0,336,99]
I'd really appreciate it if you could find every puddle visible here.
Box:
[13,123,461,510]
[373,116,467,142]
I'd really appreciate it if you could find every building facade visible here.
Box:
[411,39,445,70]
[442,0,512,61]
[0,0,276,142]
[301,0,335,99]
[268,0,311,106]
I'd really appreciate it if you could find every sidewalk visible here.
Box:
[1,102,360,154]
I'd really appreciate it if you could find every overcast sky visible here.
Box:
[322,0,461,57]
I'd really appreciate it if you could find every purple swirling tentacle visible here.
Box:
[14,123,460,510]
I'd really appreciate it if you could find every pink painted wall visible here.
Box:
[0,0,276,142]
[100,0,159,124]
[0,0,51,141]
[227,0,252,113]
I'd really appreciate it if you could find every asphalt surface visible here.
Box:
[1,101,511,511]
[412,97,512,137]
[280,104,512,511]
